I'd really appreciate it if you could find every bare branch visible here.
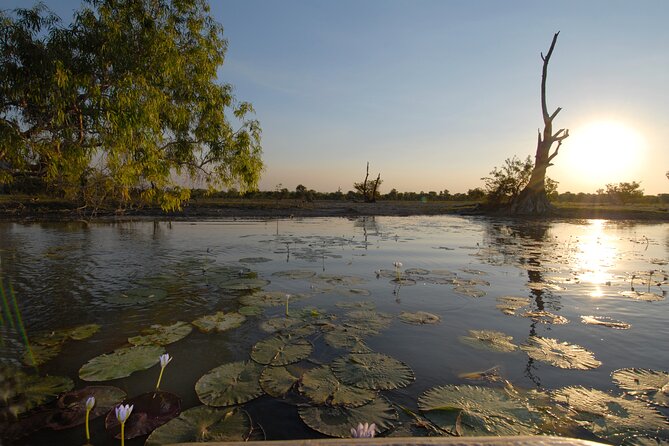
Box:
[541,32,561,123]
[549,107,562,121]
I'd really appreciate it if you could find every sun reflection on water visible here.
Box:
[573,220,618,297]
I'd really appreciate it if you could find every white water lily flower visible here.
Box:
[351,422,376,438]
[115,404,133,423]
[85,396,95,411]
[159,353,172,368]
[393,261,402,268]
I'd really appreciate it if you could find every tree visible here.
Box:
[482,156,534,204]
[511,32,569,215]
[353,162,382,202]
[605,181,644,203]
[0,1,263,212]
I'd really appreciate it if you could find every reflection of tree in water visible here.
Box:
[351,216,380,250]
[481,220,563,387]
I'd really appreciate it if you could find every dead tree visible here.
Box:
[353,162,382,202]
[512,32,569,215]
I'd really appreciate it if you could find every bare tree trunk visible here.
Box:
[512,32,569,215]
[362,162,370,201]
[369,173,381,203]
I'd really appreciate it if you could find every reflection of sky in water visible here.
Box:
[573,220,618,297]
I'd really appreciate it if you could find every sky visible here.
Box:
[5,0,669,194]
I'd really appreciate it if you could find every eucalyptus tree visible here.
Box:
[0,0,263,211]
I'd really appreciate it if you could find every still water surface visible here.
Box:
[1,216,668,444]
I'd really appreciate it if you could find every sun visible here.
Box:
[561,121,647,190]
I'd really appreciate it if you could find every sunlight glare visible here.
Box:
[573,220,617,298]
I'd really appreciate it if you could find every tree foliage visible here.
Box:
[482,156,558,205]
[353,162,382,202]
[605,181,644,204]
[0,0,263,212]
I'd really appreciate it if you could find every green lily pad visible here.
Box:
[300,366,375,407]
[312,274,366,287]
[48,385,127,430]
[216,277,270,291]
[521,310,569,325]
[581,316,631,330]
[460,330,518,353]
[496,296,531,315]
[68,324,101,340]
[238,305,263,316]
[418,384,542,436]
[33,323,101,346]
[259,366,302,397]
[323,326,367,350]
[552,386,669,441]
[298,396,398,438]
[79,345,165,381]
[335,301,375,310]
[145,406,250,444]
[520,337,601,370]
[453,286,486,298]
[259,317,302,333]
[272,269,317,280]
[250,336,313,366]
[105,391,181,440]
[334,288,372,297]
[2,372,74,417]
[240,291,290,307]
[195,361,263,407]
[128,321,192,346]
[405,268,431,276]
[620,291,664,302]
[345,309,392,333]
[192,312,246,333]
[331,353,415,390]
[22,344,61,367]
[612,368,669,407]
[105,287,168,305]
[398,311,441,325]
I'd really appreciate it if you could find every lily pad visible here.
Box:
[460,330,518,353]
[192,312,246,333]
[238,305,263,316]
[22,344,60,367]
[581,316,631,330]
[345,309,392,333]
[105,391,181,440]
[272,269,316,280]
[418,384,542,436]
[453,286,486,298]
[239,257,272,264]
[323,326,367,350]
[298,396,397,438]
[521,310,569,325]
[612,368,669,407]
[312,274,366,287]
[67,324,101,340]
[496,296,531,315]
[250,336,313,366]
[195,361,263,407]
[145,406,250,444]
[620,291,664,302]
[79,345,165,381]
[300,366,376,407]
[128,321,192,346]
[331,353,415,390]
[105,287,168,305]
[398,311,441,325]
[334,288,372,297]
[48,385,127,430]
[552,386,669,441]
[240,291,290,307]
[259,366,302,397]
[1,370,73,417]
[259,317,302,333]
[520,337,601,370]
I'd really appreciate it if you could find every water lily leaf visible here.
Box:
[521,310,569,325]
[333,288,371,297]
[323,326,366,350]
[335,301,375,310]
[298,396,397,438]
[405,268,431,276]
[22,344,60,367]
[311,274,366,287]
[552,386,669,441]
[216,277,270,291]
[79,345,165,381]
[105,287,168,305]
[195,361,263,407]
[496,296,531,315]
[345,309,392,333]
[250,336,313,366]
[620,291,664,302]
[453,286,486,298]
[349,339,373,354]
[460,330,517,353]
[300,366,375,407]
[67,324,101,340]
[526,282,564,291]
[13,374,73,417]
[272,269,316,280]
[331,353,415,390]
[259,317,302,333]
[418,384,541,436]
[105,391,181,439]
[240,291,289,307]
[458,366,502,383]
[623,436,669,446]
[239,257,272,264]
[398,311,441,325]
[520,337,601,370]
[391,277,416,286]
[462,268,488,276]
[259,366,301,397]
[581,316,631,330]
[48,385,126,430]
[192,312,246,333]
[128,321,192,346]
[238,305,263,316]
[612,368,669,407]
[145,406,250,444]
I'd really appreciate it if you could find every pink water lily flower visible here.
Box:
[350,422,376,438]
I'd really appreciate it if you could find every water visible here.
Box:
[0,216,667,444]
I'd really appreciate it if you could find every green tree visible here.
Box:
[0,0,262,212]
[483,156,558,205]
[605,181,644,204]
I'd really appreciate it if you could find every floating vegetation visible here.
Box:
[521,310,569,325]
[551,386,669,441]
[104,391,181,440]
[460,330,518,353]
[259,366,301,397]
[240,291,298,307]
[620,291,664,302]
[344,309,392,334]
[496,296,531,315]
[612,368,669,407]
[271,269,316,280]
[453,286,486,298]
[145,406,250,444]
[461,268,488,276]
[128,321,192,346]
[250,336,313,366]
[300,366,375,407]
[298,396,397,438]
[48,386,126,430]
[215,276,270,291]
[22,344,60,367]
[311,274,366,287]
[195,361,263,407]
[418,384,541,436]
[79,345,165,381]
[526,282,564,292]
[239,257,272,264]
[581,315,631,330]
[398,311,441,325]
[404,268,431,276]
[331,353,415,390]
[259,317,302,334]
[0,365,73,417]
[333,288,372,297]
[335,301,375,310]
[105,287,168,305]
[520,337,601,370]
[192,312,246,333]
[458,366,502,383]
[323,325,366,350]
[391,277,417,286]
[238,305,263,316]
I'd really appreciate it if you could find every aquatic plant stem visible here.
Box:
[121,421,126,446]
[8,283,35,369]
[85,408,91,442]
[155,366,166,391]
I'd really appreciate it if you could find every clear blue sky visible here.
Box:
[6,1,669,194]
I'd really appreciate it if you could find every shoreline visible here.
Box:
[1,198,668,222]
